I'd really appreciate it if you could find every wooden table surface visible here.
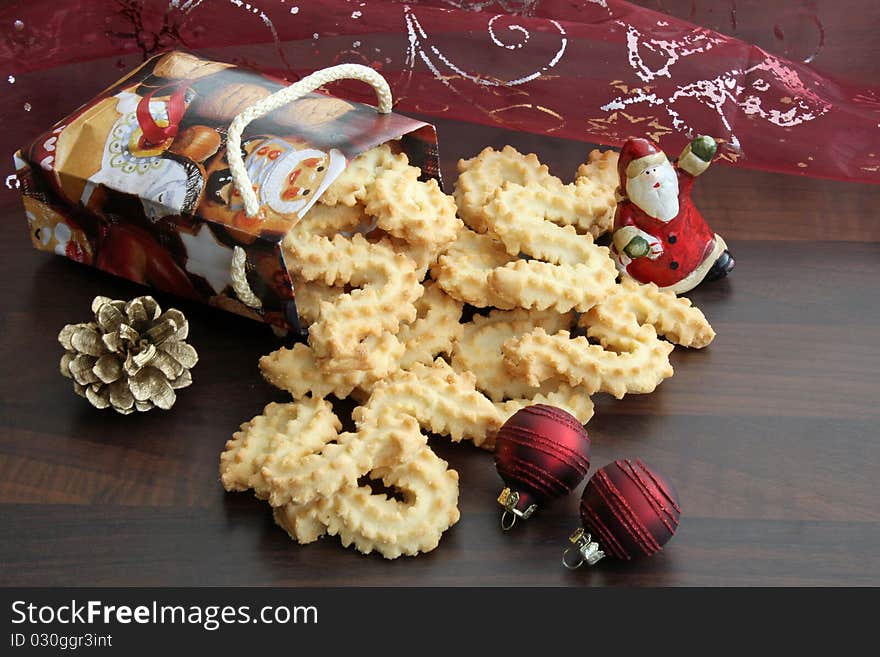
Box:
[1,114,878,587]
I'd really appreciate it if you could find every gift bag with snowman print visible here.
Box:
[15,51,439,332]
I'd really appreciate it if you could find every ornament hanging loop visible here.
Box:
[562,547,584,570]
[562,528,605,570]
[500,510,517,531]
[497,487,537,532]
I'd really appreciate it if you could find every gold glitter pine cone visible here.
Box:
[58,296,198,414]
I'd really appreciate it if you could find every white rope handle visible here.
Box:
[226,64,392,218]
[231,245,262,310]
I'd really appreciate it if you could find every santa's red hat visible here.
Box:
[617,137,668,195]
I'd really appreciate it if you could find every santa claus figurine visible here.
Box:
[611,136,734,294]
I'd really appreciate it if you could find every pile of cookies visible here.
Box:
[220,144,715,559]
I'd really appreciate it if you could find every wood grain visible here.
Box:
[1,121,878,587]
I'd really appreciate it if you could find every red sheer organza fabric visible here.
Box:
[2,0,878,184]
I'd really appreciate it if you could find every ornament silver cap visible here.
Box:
[562,528,606,569]
[497,487,538,531]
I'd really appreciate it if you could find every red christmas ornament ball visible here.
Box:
[494,404,591,515]
[579,459,681,560]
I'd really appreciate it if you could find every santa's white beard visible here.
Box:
[627,161,680,222]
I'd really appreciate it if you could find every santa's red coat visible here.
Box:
[612,167,716,289]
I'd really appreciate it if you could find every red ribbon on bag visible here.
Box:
[135,82,190,147]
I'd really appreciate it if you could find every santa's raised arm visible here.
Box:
[610,136,734,294]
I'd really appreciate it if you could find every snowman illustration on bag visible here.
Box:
[200,134,346,234]
[84,85,206,221]
[611,136,735,294]
[43,80,211,223]
[232,136,345,218]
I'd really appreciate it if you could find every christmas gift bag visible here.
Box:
[14,51,440,332]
